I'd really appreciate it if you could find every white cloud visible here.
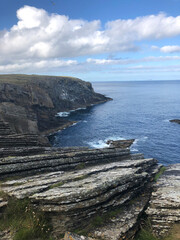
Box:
[1,6,180,73]
[105,13,180,43]
[0,59,77,73]
[160,45,180,53]
[87,56,180,65]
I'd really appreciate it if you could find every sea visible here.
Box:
[50,81,180,165]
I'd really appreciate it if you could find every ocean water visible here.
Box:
[50,81,180,165]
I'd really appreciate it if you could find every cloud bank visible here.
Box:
[160,45,180,53]
[1,5,180,73]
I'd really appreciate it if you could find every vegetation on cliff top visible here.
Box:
[0,197,53,240]
[0,74,83,85]
[135,221,180,240]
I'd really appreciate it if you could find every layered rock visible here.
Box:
[0,121,162,239]
[0,120,39,148]
[0,136,160,239]
[146,164,180,238]
[0,74,111,137]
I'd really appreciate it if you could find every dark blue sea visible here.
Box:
[51,81,180,165]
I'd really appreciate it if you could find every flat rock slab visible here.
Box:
[0,158,155,202]
[146,164,180,237]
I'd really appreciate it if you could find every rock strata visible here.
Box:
[146,164,180,238]
[0,125,160,239]
[107,139,135,148]
[0,74,111,138]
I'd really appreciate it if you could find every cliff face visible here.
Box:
[0,74,110,135]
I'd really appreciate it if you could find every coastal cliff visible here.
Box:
[0,74,110,138]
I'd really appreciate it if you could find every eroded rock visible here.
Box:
[146,164,180,237]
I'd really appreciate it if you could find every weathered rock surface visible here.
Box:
[0,121,162,239]
[0,74,111,137]
[170,119,180,124]
[0,129,160,239]
[107,139,135,149]
[64,232,95,240]
[0,157,159,239]
[146,164,180,238]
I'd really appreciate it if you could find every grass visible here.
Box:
[135,220,180,240]
[163,224,180,240]
[0,197,53,240]
[0,74,81,85]
[49,175,89,189]
[74,174,89,181]
[135,219,159,240]
[75,162,86,170]
[74,206,123,236]
[49,181,64,189]
[0,191,9,200]
[135,228,159,240]
[154,166,166,182]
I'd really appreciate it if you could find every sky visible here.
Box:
[1,0,180,81]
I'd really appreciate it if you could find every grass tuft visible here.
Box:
[49,181,64,189]
[75,162,86,170]
[135,228,159,240]
[154,166,166,182]
[0,197,52,240]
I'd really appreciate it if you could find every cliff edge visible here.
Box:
[0,74,110,140]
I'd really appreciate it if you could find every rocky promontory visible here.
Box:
[0,74,111,140]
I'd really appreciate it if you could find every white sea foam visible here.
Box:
[131,136,148,152]
[88,135,149,150]
[56,111,70,117]
[131,148,138,152]
[88,140,109,149]
[56,106,87,117]
[163,119,170,123]
[88,136,124,149]
[133,136,148,145]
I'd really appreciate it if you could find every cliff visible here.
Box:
[0,74,110,139]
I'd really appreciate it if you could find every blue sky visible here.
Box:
[1,0,180,81]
